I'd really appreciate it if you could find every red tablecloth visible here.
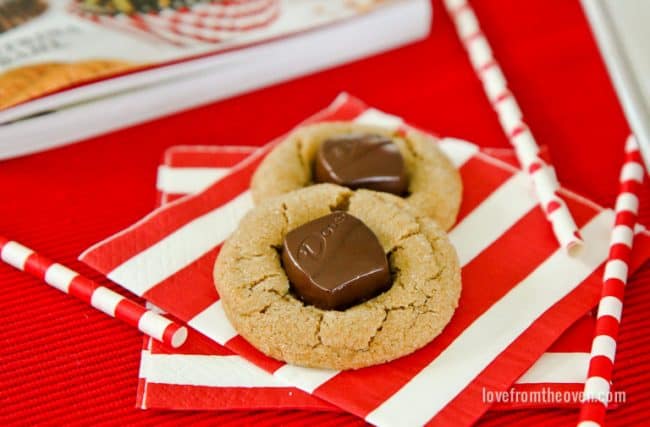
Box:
[2,0,650,425]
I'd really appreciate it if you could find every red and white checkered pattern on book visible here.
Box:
[68,0,280,46]
[80,94,650,426]
[137,144,613,412]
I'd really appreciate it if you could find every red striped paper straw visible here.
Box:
[0,236,187,348]
[578,135,644,426]
[443,0,583,253]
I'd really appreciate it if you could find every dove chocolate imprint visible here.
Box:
[313,133,409,195]
[281,212,391,310]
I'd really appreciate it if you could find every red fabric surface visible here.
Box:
[1,0,650,425]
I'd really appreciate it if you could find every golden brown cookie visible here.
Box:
[214,184,461,370]
[250,122,462,230]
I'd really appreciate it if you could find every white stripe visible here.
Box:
[610,224,634,247]
[597,296,623,321]
[515,352,590,384]
[467,35,493,69]
[511,130,540,167]
[108,191,254,296]
[455,7,478,38]
[532,167,559,203]
[90,287,123,316]
[625,135,639,151]
[583,376,611,405]
[44,264,78,293]
[620,162,644,183]
[140,350,284,387]
[481,66,507,102]
[590,335,617,362]
[156,166,230,195]
[603,259,628,282]
[449,172,536,266]
[188,300,238,344]
[615,192,639,214]
[438,138,479,167]
[366,211,613,427]
[138,310,173,341]
[273,364,339,394]
[1,241,34,270]
[353,108,404,130]
[495,96,522,135]
[444,0,465,10]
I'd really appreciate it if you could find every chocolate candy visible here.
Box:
[281,212,391,310]
[313,134,408,195]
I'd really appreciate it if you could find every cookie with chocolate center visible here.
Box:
[214,184,462,370]
[250,122,462,230]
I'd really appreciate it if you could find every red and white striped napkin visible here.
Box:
[137,144,608,412]
[80,94,650,426]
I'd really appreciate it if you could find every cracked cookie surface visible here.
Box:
[214,184,462,370]
[250,122,462,230]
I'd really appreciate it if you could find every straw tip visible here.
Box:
[565,238,584,257]
[170,326,188,348]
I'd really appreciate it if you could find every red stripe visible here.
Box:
[626,150,643,164]
[602,278,625,301]
[615,210,636,228]
[587,355,614,378]
[227,335,285,373]
[162,193,186,203]
[528,161,543,174]
[80,96,366,273]
[508,124,528,140]
[547,314,595,351]
[609,243,631,262]
[115,299,147,326]
[142,246,222,322]
[68,276,99,304]
[477,59,497,73]
[23,253,54,281]
[546,200,561,215]
[620,180,639,196]
[595,316,620,339]
[580,400,606,423]
[492,91,512,105]
[142,383,333,411]
[464,31,483,43]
